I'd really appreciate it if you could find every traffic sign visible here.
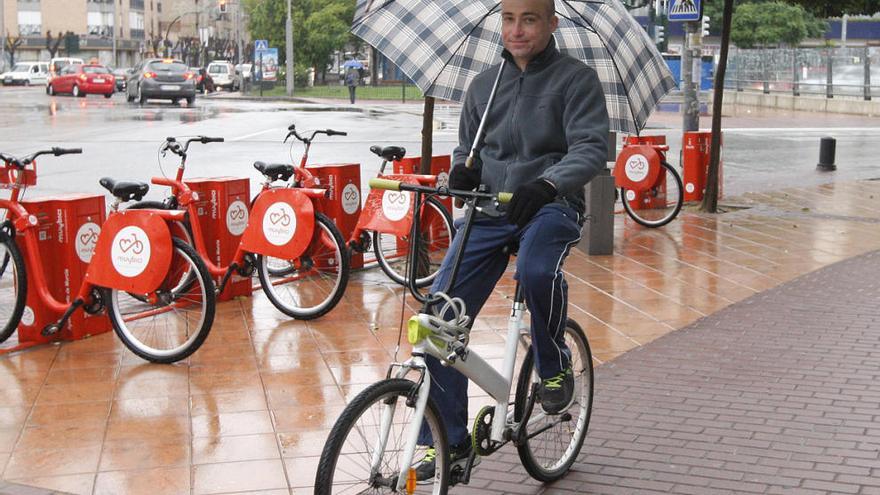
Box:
[254,39,268,51]
[668,0,701,22]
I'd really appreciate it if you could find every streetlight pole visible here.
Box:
[286,0,293,96]
[112,0,117,67]
[1,0,7,71]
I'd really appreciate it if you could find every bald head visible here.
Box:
[501,0,559,71]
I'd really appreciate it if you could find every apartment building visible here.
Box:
[2,0,161,68]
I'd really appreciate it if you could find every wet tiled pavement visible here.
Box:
[2,180,880,494]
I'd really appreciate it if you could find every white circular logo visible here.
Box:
[110,226,152,278]
[382,190,411,222]
[624,154,650,183]
[341,183,360,215]
[75,222,101,263]
[21,306,34,326]
[226,200,249,236]
[625,189,636,202]
[436,171,449,188]
[262,202,297,246]
[685,183,695,194]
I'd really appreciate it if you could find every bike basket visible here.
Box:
[0,162,36,188]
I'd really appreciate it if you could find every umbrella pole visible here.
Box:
[454,60,506,208]
[465,60,507,170]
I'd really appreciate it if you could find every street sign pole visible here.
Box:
[0,0,6,71]
[669,0,703,132]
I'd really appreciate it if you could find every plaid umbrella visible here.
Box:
[352,0,676,134]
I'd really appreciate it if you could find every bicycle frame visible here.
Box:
[1,158,186,334]
[372,186,542,491]
[151,146,329,294]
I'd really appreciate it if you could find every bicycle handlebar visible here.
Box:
[162,136,224,157]
[367,178,511,204]
[285,124,347,144]
[1,147,83,168]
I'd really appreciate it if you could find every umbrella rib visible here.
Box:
[352,0,396,28]
[424,2,504,96]
[560,0,642,133]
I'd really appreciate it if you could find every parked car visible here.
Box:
[207,60,235,90]
[111,68,129,92]
[47,64,115,98]
[48,57,84,83]
[126,58,196,105]
[234,63,252,90]
[1,61,49,86]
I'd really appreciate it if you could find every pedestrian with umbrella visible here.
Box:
[350,0,676,484]
[343,58,363,104]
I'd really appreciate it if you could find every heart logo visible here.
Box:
[628,161,646,171]
[387,192,407,205]
[118,233,144,254]
[344,189,358,201]
[79,228,98,245]
[269,210,291,226]
[229,205,245,220]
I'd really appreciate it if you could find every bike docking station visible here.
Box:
[615,135,671,212]
[185,177,253,301]
[392,155,452,211]
[12,194,112,349]
[304,163,364,269]
[682,131,723,202]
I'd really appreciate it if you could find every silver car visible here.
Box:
[126,59,196,105]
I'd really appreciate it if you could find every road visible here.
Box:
[2,85,880,202]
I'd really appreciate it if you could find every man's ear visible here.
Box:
[550,14,559,32]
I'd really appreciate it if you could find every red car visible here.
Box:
[47,64,115,98]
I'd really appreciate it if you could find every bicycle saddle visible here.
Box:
[99,177,149,202]
[253,161,294,182]
[370,145,406,162]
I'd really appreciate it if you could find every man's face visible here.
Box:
[501,0,558,64]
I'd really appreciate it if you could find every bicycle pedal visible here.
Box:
[41,324,60,337]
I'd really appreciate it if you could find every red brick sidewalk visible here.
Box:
[461,249,880,494]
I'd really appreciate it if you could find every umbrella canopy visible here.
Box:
[352,0,676,134]
[343,59,365,69]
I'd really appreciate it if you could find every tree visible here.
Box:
[4,35,23,66]
[730,2,814,47]
[46,31,64,59]
[702,0,880,19]
[244,0,354,81]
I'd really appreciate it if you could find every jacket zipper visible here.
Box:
[504,72,525,192]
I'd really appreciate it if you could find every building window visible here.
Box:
[130,0,144,10]
[87,12,114,37]
[157,2,162,13]
[17,11,41,36]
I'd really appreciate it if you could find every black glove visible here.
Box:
[448,163,482,191]
[507,179,557,228]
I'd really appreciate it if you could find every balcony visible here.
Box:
[130,28,145,39]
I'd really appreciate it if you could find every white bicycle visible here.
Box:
[315,179,594,494]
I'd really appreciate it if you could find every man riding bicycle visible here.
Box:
[415,0,610,480]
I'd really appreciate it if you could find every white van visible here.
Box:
[1,61,50,86]
[48,57,84,83]
[207,60,235,90]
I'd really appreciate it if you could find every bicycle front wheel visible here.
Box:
[0,233,26,343]
[621,161,683,228]
[316,378,449,494]
[257,212,349,320]
[373,197,453,288]
[514,318,594,482]
[106,237,216,363]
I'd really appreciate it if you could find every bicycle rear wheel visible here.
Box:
[315,378,449,494]
[106,237,216,363]
[0,233,26,343]
[514,318,593,482]
[373,197,453,288]
[257,212,349,320]
[621,161,683,228]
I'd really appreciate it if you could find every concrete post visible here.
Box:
[792,48,800,97]
[577,132,617,256]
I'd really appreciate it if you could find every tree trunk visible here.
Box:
[420,97,435,174]
[700,0,734,213]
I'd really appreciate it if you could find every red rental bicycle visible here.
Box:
[284,124,453,288]
[130,136,350,320]
[0,147,216,363]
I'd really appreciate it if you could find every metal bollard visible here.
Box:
[578,168,615,256]
[817,137,837,171]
